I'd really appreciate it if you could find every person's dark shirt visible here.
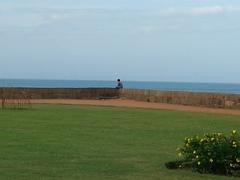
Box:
[116,81,123,89]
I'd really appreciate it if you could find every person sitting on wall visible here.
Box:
[116,79,123,89]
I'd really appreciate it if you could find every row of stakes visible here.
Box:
[1,90,32,109]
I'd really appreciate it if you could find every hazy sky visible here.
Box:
[0,0,240,83]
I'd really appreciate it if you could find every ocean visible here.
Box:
[0,79,240,94]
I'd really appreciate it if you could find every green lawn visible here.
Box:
[0,104,240,180]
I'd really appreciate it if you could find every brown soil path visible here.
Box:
[31,99,240,116]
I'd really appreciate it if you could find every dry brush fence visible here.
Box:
[120,89,240,109]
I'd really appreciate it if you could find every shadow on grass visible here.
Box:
[165,160,240,177]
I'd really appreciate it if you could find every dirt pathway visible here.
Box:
[31,99,240,116]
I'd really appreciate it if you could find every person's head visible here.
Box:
[117,79,120,82]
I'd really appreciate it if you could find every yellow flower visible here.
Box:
[200,139,204,143]
[178,152,182,157]
[197,161,201,165]
[186,143,189,147]
[217,133,222,136]
[230,163,234,167]
[211,138,214,141]
[188,138,191,143]
[193,150,196,154]
[236,158,240,163]
[196,155,199,159]
[233,130,237,134]
[209,158,213,163]
[232,142,237,148]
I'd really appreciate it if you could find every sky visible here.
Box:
[0,0,240,83]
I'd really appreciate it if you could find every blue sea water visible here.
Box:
[0,79,240,94]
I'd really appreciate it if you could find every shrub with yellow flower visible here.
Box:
[171,130,240,176]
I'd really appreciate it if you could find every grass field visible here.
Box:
[0,104,240,180]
